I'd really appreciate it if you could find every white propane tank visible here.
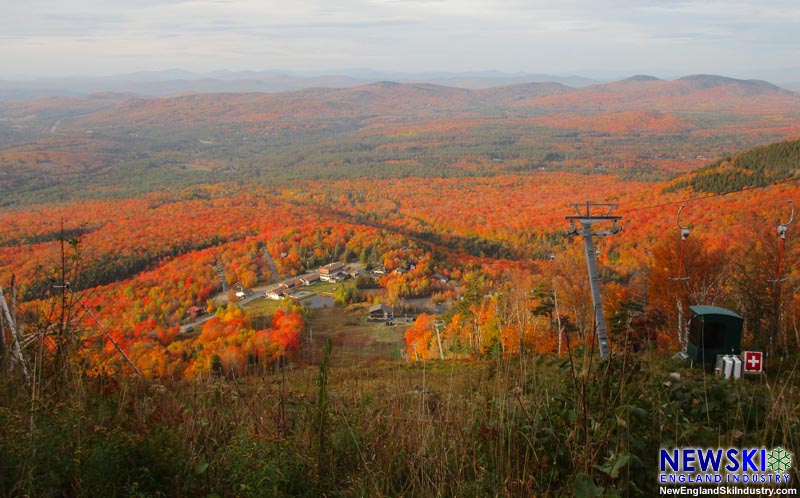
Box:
[722,355,734,379]
[732,356,742,380]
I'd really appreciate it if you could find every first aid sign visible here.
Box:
[743,351,764,374]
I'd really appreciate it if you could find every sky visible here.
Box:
[2,0,800,82]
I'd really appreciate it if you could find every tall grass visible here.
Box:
[1,350,798,496]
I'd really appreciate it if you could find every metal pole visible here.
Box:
[566,203,621,359]
[580,222,610,358]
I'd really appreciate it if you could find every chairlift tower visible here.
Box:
[566,203,622,358]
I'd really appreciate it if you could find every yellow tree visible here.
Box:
[648,235,728,351]
[405,313,435,360]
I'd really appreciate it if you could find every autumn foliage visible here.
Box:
[2,83,800,377]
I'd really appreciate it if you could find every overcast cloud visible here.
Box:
[1,0,799,81]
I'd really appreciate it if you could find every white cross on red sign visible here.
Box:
[743,351,763,373]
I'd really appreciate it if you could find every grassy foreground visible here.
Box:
[1,348,798,497]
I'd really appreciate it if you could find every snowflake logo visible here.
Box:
[767,447,793,473]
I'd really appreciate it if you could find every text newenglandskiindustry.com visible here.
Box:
[660,487,797,496]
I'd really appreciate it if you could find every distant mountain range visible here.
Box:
[519,74,796,113]
[0,69,792,107]
[2,75,797,152]
[0,69,597,101]
[0,69,670,101]
[37,74,794,134]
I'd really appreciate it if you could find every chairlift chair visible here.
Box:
[669,205,691,281]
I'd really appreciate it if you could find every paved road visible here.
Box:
[178,284,272,334]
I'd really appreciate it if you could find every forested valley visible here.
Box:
[1,76,799,496]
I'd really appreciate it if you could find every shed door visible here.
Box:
[702,321,725,349]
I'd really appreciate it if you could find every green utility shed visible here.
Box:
[687,305,744,364]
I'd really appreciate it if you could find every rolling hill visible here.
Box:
[521,74,799,112]
[667,138,800,194]
[1,74,800,206]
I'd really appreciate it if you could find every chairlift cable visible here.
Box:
[619,176,799,215]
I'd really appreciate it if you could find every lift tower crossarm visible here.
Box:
[565,203,622,359]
